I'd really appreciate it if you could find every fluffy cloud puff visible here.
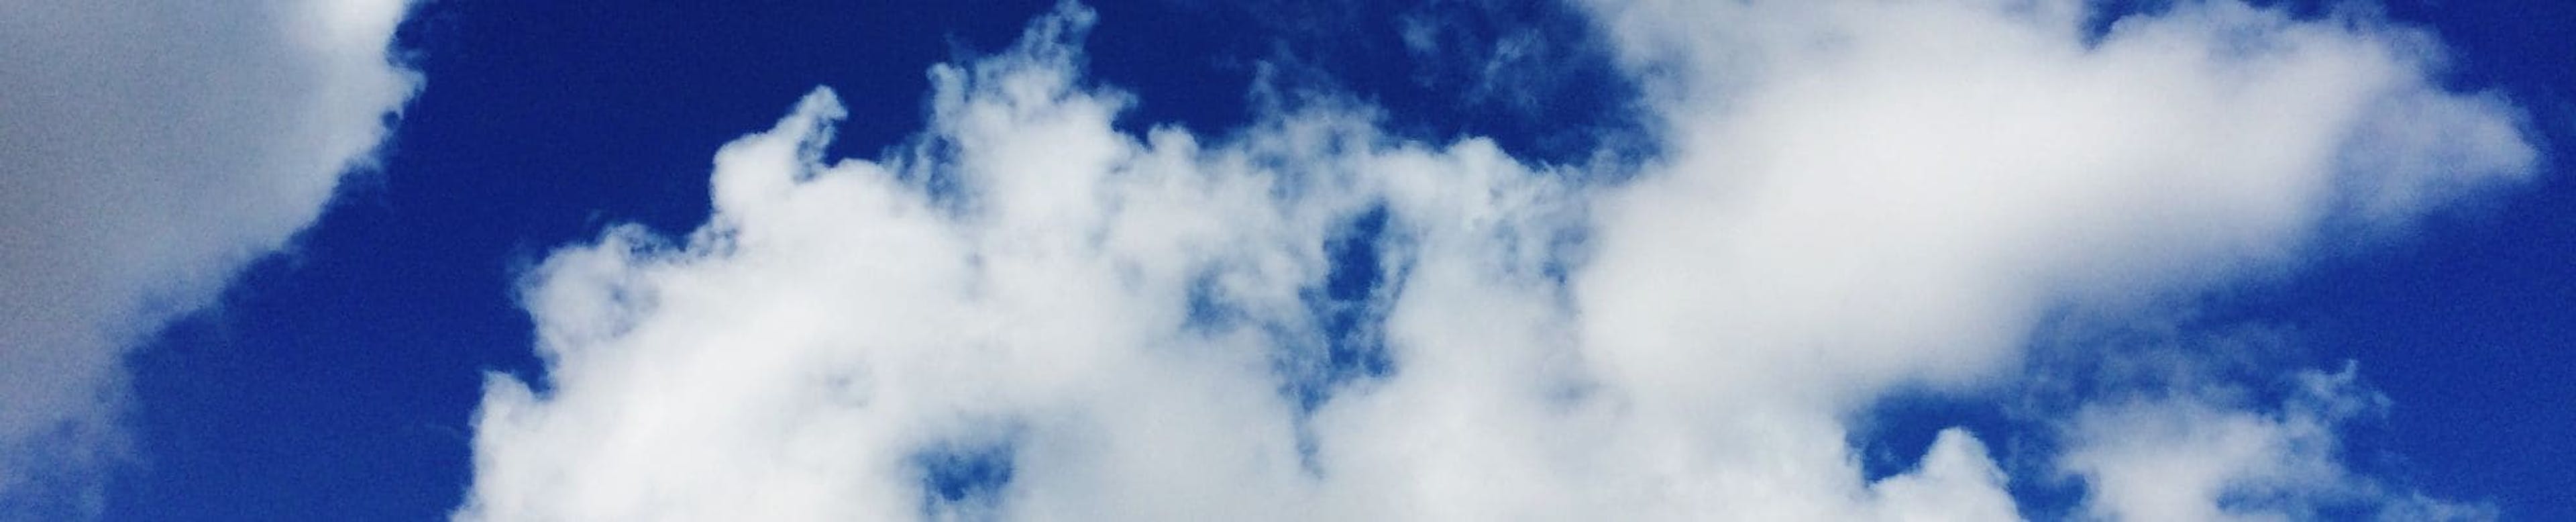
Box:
[459,1,2531,520]
[0,0,418,515]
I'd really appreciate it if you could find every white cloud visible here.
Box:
[0,0,419,515]
[2060,364,2495,521]
[459,1,2532,521]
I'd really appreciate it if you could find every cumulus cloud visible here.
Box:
[459,1,2532,520]
[0,0,419,515]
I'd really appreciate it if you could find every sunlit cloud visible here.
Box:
[458,1,2531,520]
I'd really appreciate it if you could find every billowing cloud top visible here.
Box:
[0,0,419,515]
[458,1,2531,521]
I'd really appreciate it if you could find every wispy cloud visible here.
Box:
[458,1,2532,520]
[0,1,419,516]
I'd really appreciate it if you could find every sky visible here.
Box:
[0,0,2569,520]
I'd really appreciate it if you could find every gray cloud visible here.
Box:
[0,0,419,516]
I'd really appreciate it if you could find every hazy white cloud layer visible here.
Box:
[0,0,418,515]
[461,1,2532,520]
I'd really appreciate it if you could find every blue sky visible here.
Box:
[2,0,2571,520]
